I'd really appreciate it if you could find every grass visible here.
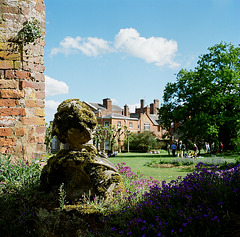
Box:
[108,151,235,183]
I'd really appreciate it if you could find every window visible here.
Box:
[129,122,133,128]
[117,121,121,127]
[144,123,150,131]
[104,121,110,126]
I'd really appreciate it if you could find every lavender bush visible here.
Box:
[91,162,240,236]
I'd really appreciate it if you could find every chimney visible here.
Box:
[150,103,154,114]
[140,99,145,109]
[154,99,159,114]
[103,98,112,111]
[124,104,130,117]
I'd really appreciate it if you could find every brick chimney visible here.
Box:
[124,104,130,117]
[150,103,154,114]
[103,98,112,111]
[150,99,159,114]
[140,99,145,109]
[154,99,159,114]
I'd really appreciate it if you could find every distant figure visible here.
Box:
[193,144,198,157]
[171,143,177,157]
[220,142,223,152]
[167,143,171,155]
[177,141,184,158]
[205,142,210,153]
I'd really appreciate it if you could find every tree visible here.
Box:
[159,42,240,150]
[94,124,111,152]
[123,127,132,153]
[129,131,159,152]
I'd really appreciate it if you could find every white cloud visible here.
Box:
[45,75,69,96]
[115,28,179,68]
[111,98,118,105]
[128,103,140,113]
[50,36,113,57]
[78,37,114,56]
[45,100,61,124]
[50,28,179,68]
[45,100,61,111]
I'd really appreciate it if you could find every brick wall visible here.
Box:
[0,0,46,160]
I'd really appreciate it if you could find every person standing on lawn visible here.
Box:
[171,143,177,157]
[177,140,184,158]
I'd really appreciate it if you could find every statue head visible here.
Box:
[52,99,97,149]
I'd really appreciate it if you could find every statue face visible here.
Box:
[52,99,97,146]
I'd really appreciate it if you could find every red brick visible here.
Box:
[0,108,26,116]
[28,135,45,144]
[20,81,45,90]
[35,73,45,82]
[21,117,45,126]
[36,3,45,11]
[15,71,31,79]
[36,126,46,134]
[0,60,14,69]
[35,108,45,117]
[0,99,17,107]
[0,146,15,154]
[34,0,45,4]
[26,99,38,108]
[35,91,45,99]
[26,99,44,108]
[37,65,45,73]
[2,6,19,14]
[5,70,15,79]
[0,118,16,127]
[0,79,18,89]
[15,128,25,136]
[37,100,45,108]
[0,89,25,98]
[0,127,12,136]
[0,137,16,146]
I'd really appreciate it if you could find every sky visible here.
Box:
[44,0,240,123]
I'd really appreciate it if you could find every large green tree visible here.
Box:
[159,42,240,149]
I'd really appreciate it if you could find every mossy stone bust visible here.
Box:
[41,99,124,201]
[52,99,97,149]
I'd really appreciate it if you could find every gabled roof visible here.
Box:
[85,102,123,112]
[102,113,138,120]
[148,114,161,126]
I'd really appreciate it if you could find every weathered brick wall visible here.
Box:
[0,0,46,160]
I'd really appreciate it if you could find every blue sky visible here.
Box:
[44,0,240,123]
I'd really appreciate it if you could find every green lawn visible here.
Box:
[108,152,192,183]
[108,151,237,183]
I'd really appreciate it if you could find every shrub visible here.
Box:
[128,131,161,152]
[0,154,42,192]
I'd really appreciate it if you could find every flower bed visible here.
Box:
[91,162,240,236]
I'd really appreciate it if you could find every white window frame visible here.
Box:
[144,123,150,131]
[129,122,133,128]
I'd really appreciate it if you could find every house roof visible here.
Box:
[148,114,161,126]
[85,102,123,112]
[102,113,138,121]
[130,113,140,119]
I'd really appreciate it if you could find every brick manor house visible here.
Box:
[52,98,167,152]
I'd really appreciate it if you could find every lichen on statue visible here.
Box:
[40,99,124,201]
[52,99,97,149]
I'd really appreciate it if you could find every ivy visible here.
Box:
[13,18,42,45]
